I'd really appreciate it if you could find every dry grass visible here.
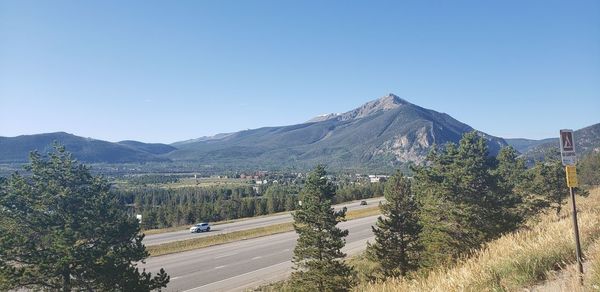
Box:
[585,239,600,291]
[346,206,380,220]
[148,206,381,257]
[588,189,600,290]
[357,188,600,292]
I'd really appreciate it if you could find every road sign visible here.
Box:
[566,165,578,188]
[560,129,584,279]
[559,129,577,166]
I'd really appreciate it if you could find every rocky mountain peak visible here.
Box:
[306,113,340,123]
[306,93,412,123]
[338,93,411,121]
[379,93,410,107]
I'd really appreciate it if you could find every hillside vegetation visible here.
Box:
[356,188,600,292]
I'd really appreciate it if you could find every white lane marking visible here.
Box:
[214,265,226,269]
[182,261,291,292]
[171,276,181,281]
[214,252,238,259]
[251,256,262,260]
[282,248,290,252]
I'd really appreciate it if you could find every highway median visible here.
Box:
[147,205,381,257]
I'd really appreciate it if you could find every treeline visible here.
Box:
[117,182,382,230]
[335,182,384,203]
[366,131,584,281]
[125,174,181,185]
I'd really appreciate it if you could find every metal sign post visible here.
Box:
[559,129,583,282]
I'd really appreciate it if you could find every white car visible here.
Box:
[190,222,211,233]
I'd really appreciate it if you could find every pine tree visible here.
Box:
[494,147,526,195]
[413,143,466,268]
[528,160,569,216]
[0,145,169,291]
[367,170,420,278]
[291,165,353,291]
[489,146,527,233]
[578,152,600,186]
[414,132,516,268]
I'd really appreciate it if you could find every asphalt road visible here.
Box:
[142,214,379,292]
[143,197,383,246]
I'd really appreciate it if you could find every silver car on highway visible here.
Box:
[190,222,211,233]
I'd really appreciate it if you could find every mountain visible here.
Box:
[117,140,176,155]
[306,113,340,123]
[519,123,600,163]
[171,133,234,147]
[168,94,508,170]
[505,138,556,153]
[0,132,174,163]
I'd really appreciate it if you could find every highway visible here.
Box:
[143,197,383,246]
[142,214,379,292]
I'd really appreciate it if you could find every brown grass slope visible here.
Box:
[357,188,600,292]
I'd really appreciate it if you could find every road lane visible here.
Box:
[142,215,379,291]
[143,197,382,246]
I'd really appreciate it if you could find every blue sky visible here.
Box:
[1,0,599,143]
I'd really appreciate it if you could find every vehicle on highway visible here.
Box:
[360,200,368,205]
[190,222,211,233]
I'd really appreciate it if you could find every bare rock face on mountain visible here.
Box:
[374,125,434,164]
[169,93,509,170]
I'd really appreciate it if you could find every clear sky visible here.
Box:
[1,0,599,143]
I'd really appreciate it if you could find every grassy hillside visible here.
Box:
[356,188,600,292]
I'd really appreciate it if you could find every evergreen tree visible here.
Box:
[489,146,527,232]
[528,160,569,216]
[291,165,353,291]
[0,146,169,291]
[413,143,466,268]
[367,170,420,278]
[494,146,526,196]
[414,132,516,268]
[578,152,600,186]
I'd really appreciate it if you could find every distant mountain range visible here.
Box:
[0,132,175,163]
[1,94,598,171]
[504,138,557,153]
[506,123,600,163]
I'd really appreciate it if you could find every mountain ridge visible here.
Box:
[3,94,596,171]
[517,123,600,163]
[0,132,174,163]
[167,94,508,170]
